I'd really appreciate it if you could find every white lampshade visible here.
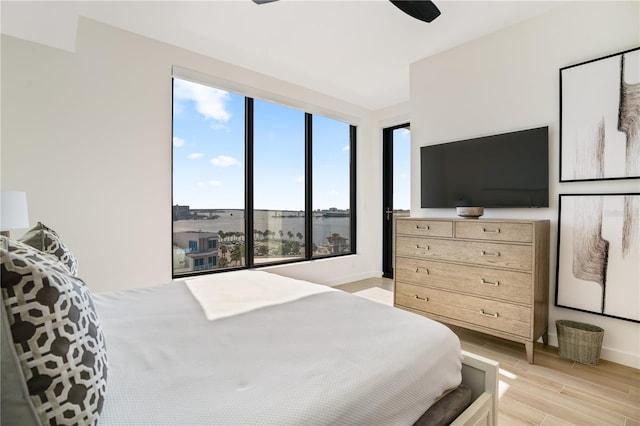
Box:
[1,191,30,231]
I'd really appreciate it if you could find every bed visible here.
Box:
[1,229,498,426]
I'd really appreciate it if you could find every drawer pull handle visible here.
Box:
[415,267,430,274]
[416,245,430,250]
[482,227,501,234]
[481,250,500,257]
[415,295,428,301]
[480,278,500,286]
[480,309,499,318]
[416,225,430,230]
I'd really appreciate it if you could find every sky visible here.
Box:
[172,78,351,211]
[393,127,411,210]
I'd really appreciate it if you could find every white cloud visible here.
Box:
[173,136,185,147]
[174,79,231,123]
[210,122,229,131]
[342,145,350,152]
[197,180,222,188]
[211,155,240,167]
[188,153,203,160]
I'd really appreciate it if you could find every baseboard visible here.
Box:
[546,333,640,370]
[325,270,382,286]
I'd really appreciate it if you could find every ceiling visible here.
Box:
[1,0,566,110]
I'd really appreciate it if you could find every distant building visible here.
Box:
[173,231,218,272]
[322,207,349,218]
[326,233,348,254]
[173,205,192,220]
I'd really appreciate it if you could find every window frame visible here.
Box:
[171,73,356,279]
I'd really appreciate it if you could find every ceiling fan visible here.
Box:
[251,0,441,23]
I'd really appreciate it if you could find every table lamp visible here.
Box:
[0,191,29,237]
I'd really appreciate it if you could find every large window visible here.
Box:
[253,99,306,264]
[172,76,355,277]
[312,115,353,257]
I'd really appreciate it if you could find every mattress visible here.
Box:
[94,270,462,425]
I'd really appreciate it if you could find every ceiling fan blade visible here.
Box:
[251,0,440,23]
[390,0,441,23]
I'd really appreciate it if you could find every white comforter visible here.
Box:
[185,270,338,320]
[94,270,462,425]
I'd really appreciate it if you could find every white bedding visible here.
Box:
[186,270,338,320]
[94,271,462,425]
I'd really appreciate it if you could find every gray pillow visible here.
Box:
[18,222,79,276]
[1,238,107,425]
[1,301,40,426]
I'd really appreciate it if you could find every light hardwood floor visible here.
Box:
[335,278,640,426]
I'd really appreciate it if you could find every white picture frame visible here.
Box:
[555,193,640,323]
[559,47,640,182]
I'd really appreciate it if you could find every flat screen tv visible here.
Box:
[420,126,549,208]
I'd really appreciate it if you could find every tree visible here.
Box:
[218,257,229,268]
[264,228,270,240]
[220,244,227,259]
[279,229,284,240]
[282,240,300,255]
[218,230,226,242]
[231,244,244,265]
[296,232,303,242]
[287,230,293,241]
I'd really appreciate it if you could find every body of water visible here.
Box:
[173,209,350,246]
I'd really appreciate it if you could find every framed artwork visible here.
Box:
[559,47,640,182]
[555,193,640,323]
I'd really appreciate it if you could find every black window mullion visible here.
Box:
[305,113,313,260]
[350,125,357,254]
[245,97,255,267]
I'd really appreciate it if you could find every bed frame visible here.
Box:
[453,351,499,426]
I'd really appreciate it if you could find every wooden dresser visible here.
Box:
[394,218,550,364]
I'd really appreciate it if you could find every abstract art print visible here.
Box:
[556,193,640,323]
[560,47,640,182]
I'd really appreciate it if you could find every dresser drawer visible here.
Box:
[396,237,533,271]
[395,257,532,305]
[396,219,453,238]
[395,282,531,338]
[455,221,533,243]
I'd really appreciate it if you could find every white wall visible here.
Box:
[410,1,640,368]
[3,2,638,368]
[1,17,383,292]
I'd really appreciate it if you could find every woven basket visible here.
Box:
[556,320,604,365]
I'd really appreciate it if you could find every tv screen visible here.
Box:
[420,126,549,208]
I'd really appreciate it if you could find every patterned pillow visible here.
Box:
[18,222,79,276]
[1,239,108,425]
[5,238,68,273]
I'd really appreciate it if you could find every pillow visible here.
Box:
[1,238,107,425]
[1,301,40,426]
[18,222,79,276]
[5,238,69,274]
